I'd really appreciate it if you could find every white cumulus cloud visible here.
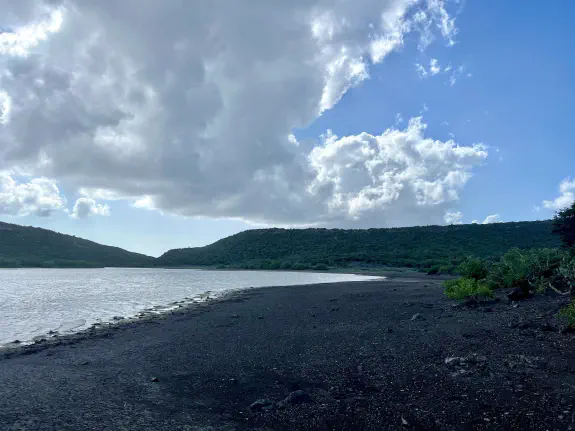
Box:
[71,197,110,219]
[472,214,502,224]
[0,0,480,228]
[0,171,65,216]
[444,211,463,225]
[543,178,575,211]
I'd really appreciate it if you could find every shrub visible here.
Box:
[456,257,489,280]
[292,263,310,270]
[313,263,328,271]
[558,301,575,326]
[486,248,564,292]
[280,261,293,270]
[553,202,575,249]
[443,278,493,301]
[557,255,575,294]
[438,264,456,275]
[427,265,441,275]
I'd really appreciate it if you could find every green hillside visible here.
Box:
[157,221,560,271]
[0,221,154,268]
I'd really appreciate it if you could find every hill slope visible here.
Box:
[158,221,560,270]
[0,221,154,268]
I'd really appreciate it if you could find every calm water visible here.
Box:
[0,268,378,346]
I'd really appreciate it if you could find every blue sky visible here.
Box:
[0,0,574,256]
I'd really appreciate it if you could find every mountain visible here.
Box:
[157,221,561,271]
[0,221,154,268]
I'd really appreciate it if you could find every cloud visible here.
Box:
[415,58,454,79]
[0,0,474,228]
[449,65,470,86]
[0,171,65,216]
[444,211,463,225]
[542,178,575,211]
[472,214,502,224]
[71,197,110,219]
[306,118,487,226]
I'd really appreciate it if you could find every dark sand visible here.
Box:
[1,273,574,430]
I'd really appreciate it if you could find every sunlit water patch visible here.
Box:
[0,268,379,345]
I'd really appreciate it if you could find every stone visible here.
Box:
[411,313,424,321]
[250,399,275,411]
[151,377,159,382]
[507,287,532,302]
[281,390,311,406]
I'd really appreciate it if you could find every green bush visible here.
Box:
[313,263,328,271]
[558,301,575,326]
[292,263,310,270]
[427,265,441,275]
[486,248,564,292]
[553,202,575,249]
[456,257,489,280]
[443,278,493,301]
[558,255,575,284]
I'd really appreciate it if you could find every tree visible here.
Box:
[553,202,575,250]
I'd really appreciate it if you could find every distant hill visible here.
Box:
[0,221,154,268]
[157,221,560,271]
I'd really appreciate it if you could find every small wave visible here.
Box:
[55,319,87,333]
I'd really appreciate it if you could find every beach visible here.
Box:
[1,273,574,430]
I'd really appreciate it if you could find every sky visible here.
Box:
[0,0,574,257]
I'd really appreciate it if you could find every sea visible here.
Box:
[0,268,379,346]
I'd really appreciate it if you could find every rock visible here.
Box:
[482,307,494,313]
[250,399,275,411]
[387,327,393,333]
[410,313,424,321]
[444,357,461,367]
[462,296,479,307]
[231,314,240,319]
[151,377,159,382]
[12,340,20,344]
[507,287,532,302]
[541,322,556,332]
[258,315,264,319]
[561,325,575,334]
[281,390,311,406]
[517,320,532,329]
[112,316,125,321]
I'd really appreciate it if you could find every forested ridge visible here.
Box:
[158,221,560,271]
[0,221,154,268]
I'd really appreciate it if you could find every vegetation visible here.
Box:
[443,203,575,303]
[0,221,154,268]
[444,278,493,301]
[558,301,575,327]
[158,221,559,271]
[456,257,489,280]
[553,202,575,249]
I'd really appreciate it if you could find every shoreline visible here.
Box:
[0,273,385,355]
[1,274,573,429]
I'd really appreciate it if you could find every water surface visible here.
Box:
[0,268,378,345]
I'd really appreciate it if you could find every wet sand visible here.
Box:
[1,273,574,430]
